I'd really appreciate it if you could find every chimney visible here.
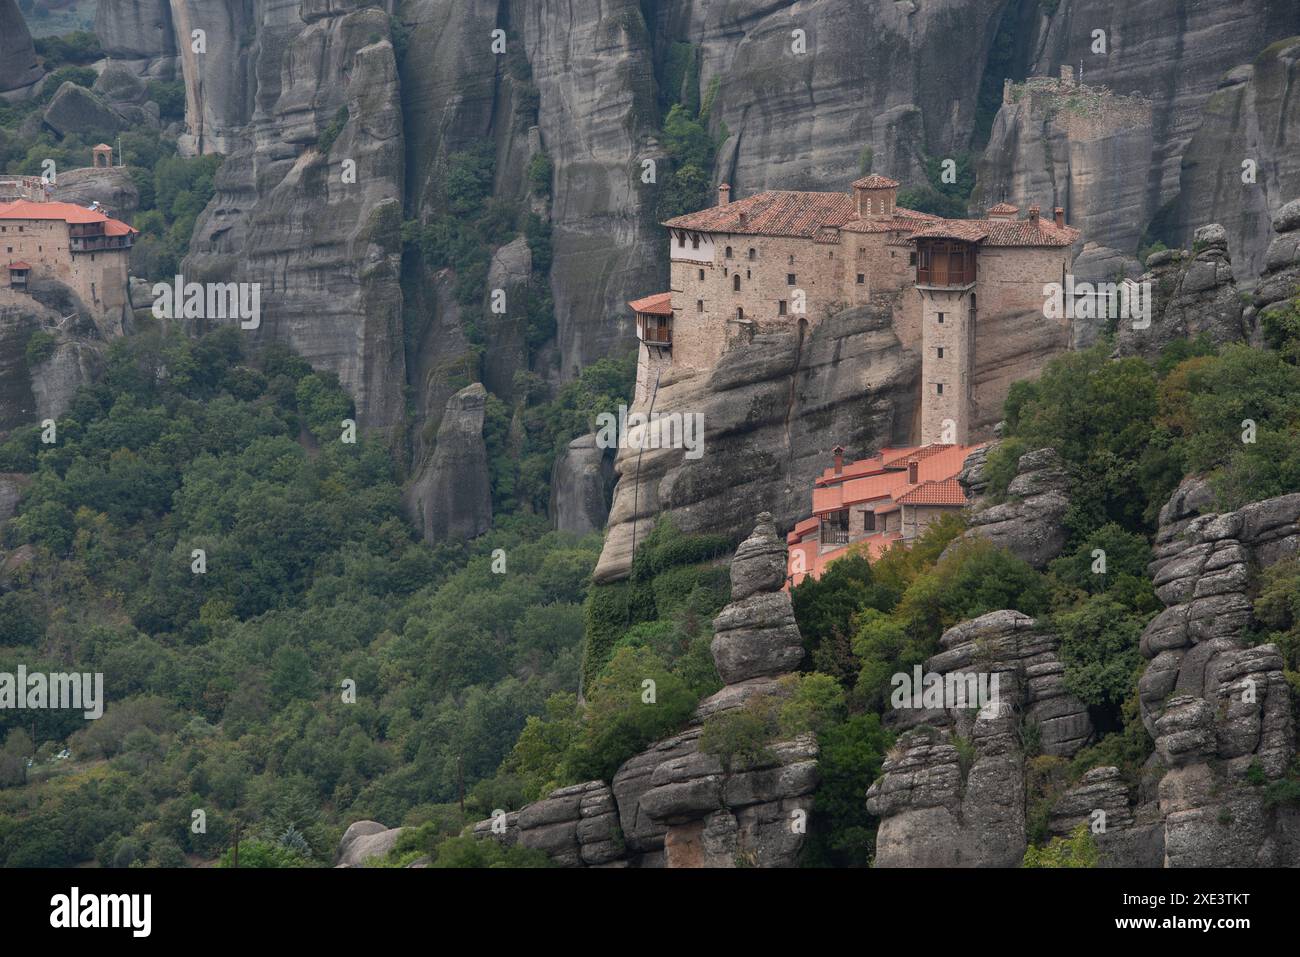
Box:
[1053,206,1065,228]
[738,210,748,228]
[832,445,845,475]
[718,183,730,206]
[1028,204,1040,225]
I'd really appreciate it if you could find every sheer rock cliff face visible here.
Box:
[403,383,492,544]
[474,515,819,867]
[182,6,406,432]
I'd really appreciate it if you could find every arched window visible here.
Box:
[725,246,733,258]
[748,248,756,260]
[733,274,741,291]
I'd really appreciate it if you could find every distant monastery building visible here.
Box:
[0,146,136,324]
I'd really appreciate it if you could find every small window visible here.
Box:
[748,248,756,260]
[778,300,787,316]
[787,274,796,285]
[698,269,704,280]
[864,511,877,532]
[936,383,944,395]
[746,269,751,279]
[691,235,700,249]
[733,275,741,291]
[678,235,685,248]
[697,299,703,313]
[856,274,865,285]
[937,312,945,324]
[725,246,733,258]
[737,307,744,319]
[937,347,944,359]
[909,252,917,266]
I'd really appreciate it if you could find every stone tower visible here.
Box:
[919,287,974,444]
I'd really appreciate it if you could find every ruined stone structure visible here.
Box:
[629,174,1078,444]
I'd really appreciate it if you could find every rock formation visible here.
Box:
[549,433,614,535]
[0,0,42,95]
[1116,224,1248,359]
[404,383,493,544]
[594,304,920,583]
[1254,198,1300,326]
[952,446,1072,569]
[1135,480,1300,866]
[335,820,406,868]
[867,610,1094,867]
[476,514,819,867]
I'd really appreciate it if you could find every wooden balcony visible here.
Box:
[915,239,977,287]
[70,235,133,253]
[638,317,672,347]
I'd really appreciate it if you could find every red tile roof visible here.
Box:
[0,199,137,235]
[896,477,968,506]
[909,215,1078,247]
[881,443,954,469]
[851,174,900,189]
[8,261,30,270]
[663,190,857,238]
[988,202,1019,214]
[628,292,672,315]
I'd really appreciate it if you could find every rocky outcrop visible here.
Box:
[549,433,614,535]
[1254,198,1300,325]
[54,167,140,223]
[595,304,919,583]
[470,780,624,867]
[43,83,127,138]
[0,0,42,94]
[1127,479,1300,867]
[1117,224,1248,359]
[404,383,492,544]
[955,447,1071,569]
[335,820,405,867]
[95,0,177,62]
[476,514,818,867]
[867,609,1094,867]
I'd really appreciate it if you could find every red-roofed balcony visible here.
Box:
[8,262,30,288]
[629,292,673,348]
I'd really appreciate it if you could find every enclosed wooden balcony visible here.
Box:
[916,238,977,287]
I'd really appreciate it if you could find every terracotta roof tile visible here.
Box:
[988,202,1019,214]
[908,214,1078,247]
[8,261,30,269]
[628,292,672,315]
[663,190,857,238]
[0,199,137,235]
[896,477,968,506]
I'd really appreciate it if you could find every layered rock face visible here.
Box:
[183,6,406,432]
[594,304,919,583]
[951,446,1071,569]
[0,0,42,94]
[867,610,1093,867]
[403,383,492,544]
[1253,199,1300,326]
[1117,224,1248,359]
[1135,480,1300,867]
[475,514,819,867]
